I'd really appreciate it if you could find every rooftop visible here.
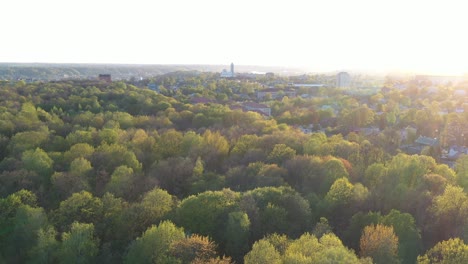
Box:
[415,136,439,146]
[243,102,269,108]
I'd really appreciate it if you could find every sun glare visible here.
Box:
[1,0,468,75]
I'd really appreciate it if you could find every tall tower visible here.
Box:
[336,72,351,87]
[230,63,234,76]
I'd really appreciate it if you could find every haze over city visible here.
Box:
[2,0,468,75]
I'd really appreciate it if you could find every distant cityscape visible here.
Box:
[2,62,467,88]
[0,61,467,263]
[0,63,307,82]
[3,61,465,167]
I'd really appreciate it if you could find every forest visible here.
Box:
[0,72,467,264]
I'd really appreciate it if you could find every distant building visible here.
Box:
[257,88,296,100]
[98,74,111,83]
[220,62,235,78]
[415,135,439,147]
[298,124,314,134]
[238,71,267,79]
[454,89,467,97]
[402,135,439,155]
[336,72,351,87]
[292,83,325,88]
[242,102,271,116]
[148,83,159,92]
[414,75,462,85]
[455,107,465,113]
[445,146,468,160]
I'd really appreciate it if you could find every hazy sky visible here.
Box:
[2,0,468,74]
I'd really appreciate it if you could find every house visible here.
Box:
[415,136,439,147]
[242,102,271,116]
[292,84,325,88]
[455,107,465,113]
[359,127,380,136]
[236,93,251,100]
[148,83,159,92]
[297,124,314,134]
[257,88,296,100]
[445,146,468,160]
[415,75,462,85]
[454,89,466,97]
[98,74,111,83]
[401,135,439,155]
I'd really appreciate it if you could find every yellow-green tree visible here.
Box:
[244,240,282,264]
[124,221,185,264]
[417,238,468,264]
[429,185,468,241]
[283,233,367,264]
[456,154,468,191]
[360,224,400,264]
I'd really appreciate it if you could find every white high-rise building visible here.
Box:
[336,72,351,87]
[220,62,235,78]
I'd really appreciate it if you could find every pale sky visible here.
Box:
[2,0,468,74]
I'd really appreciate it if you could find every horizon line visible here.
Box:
[1,62,467,76]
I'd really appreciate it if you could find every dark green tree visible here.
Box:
[58,222,99,264]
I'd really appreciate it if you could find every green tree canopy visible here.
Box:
[53,191,103,232]
[58,222,99,264]
[124,221,185,264]
[417,238,468,264]
[21,148,53,179]
[244,239,282,264]
[382,210,422,264]
[176,189,240,247]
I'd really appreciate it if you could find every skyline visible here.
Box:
[2,0,468,75]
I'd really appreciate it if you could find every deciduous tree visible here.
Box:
[244,239,281,264]
[58,222,99,264]
[417,238,468,264]
[124,221,185,264]
[359,224,399,264]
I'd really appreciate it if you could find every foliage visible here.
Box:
[0,75,466,262]
[28,226,59,264]
[359,224,400,264]
[137,187,176,228]
[176,189,240,250]
[224,211,250,262]
[428,185,468,242]
[124,221,185,264]
[58,222,99,264]
[245,232,367,264]
[456,155,468,190]
[382,210,422,264]
[244,239,282,264]
[170,234,218,264]
[53,191,103,232]
[417,238,468,264]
